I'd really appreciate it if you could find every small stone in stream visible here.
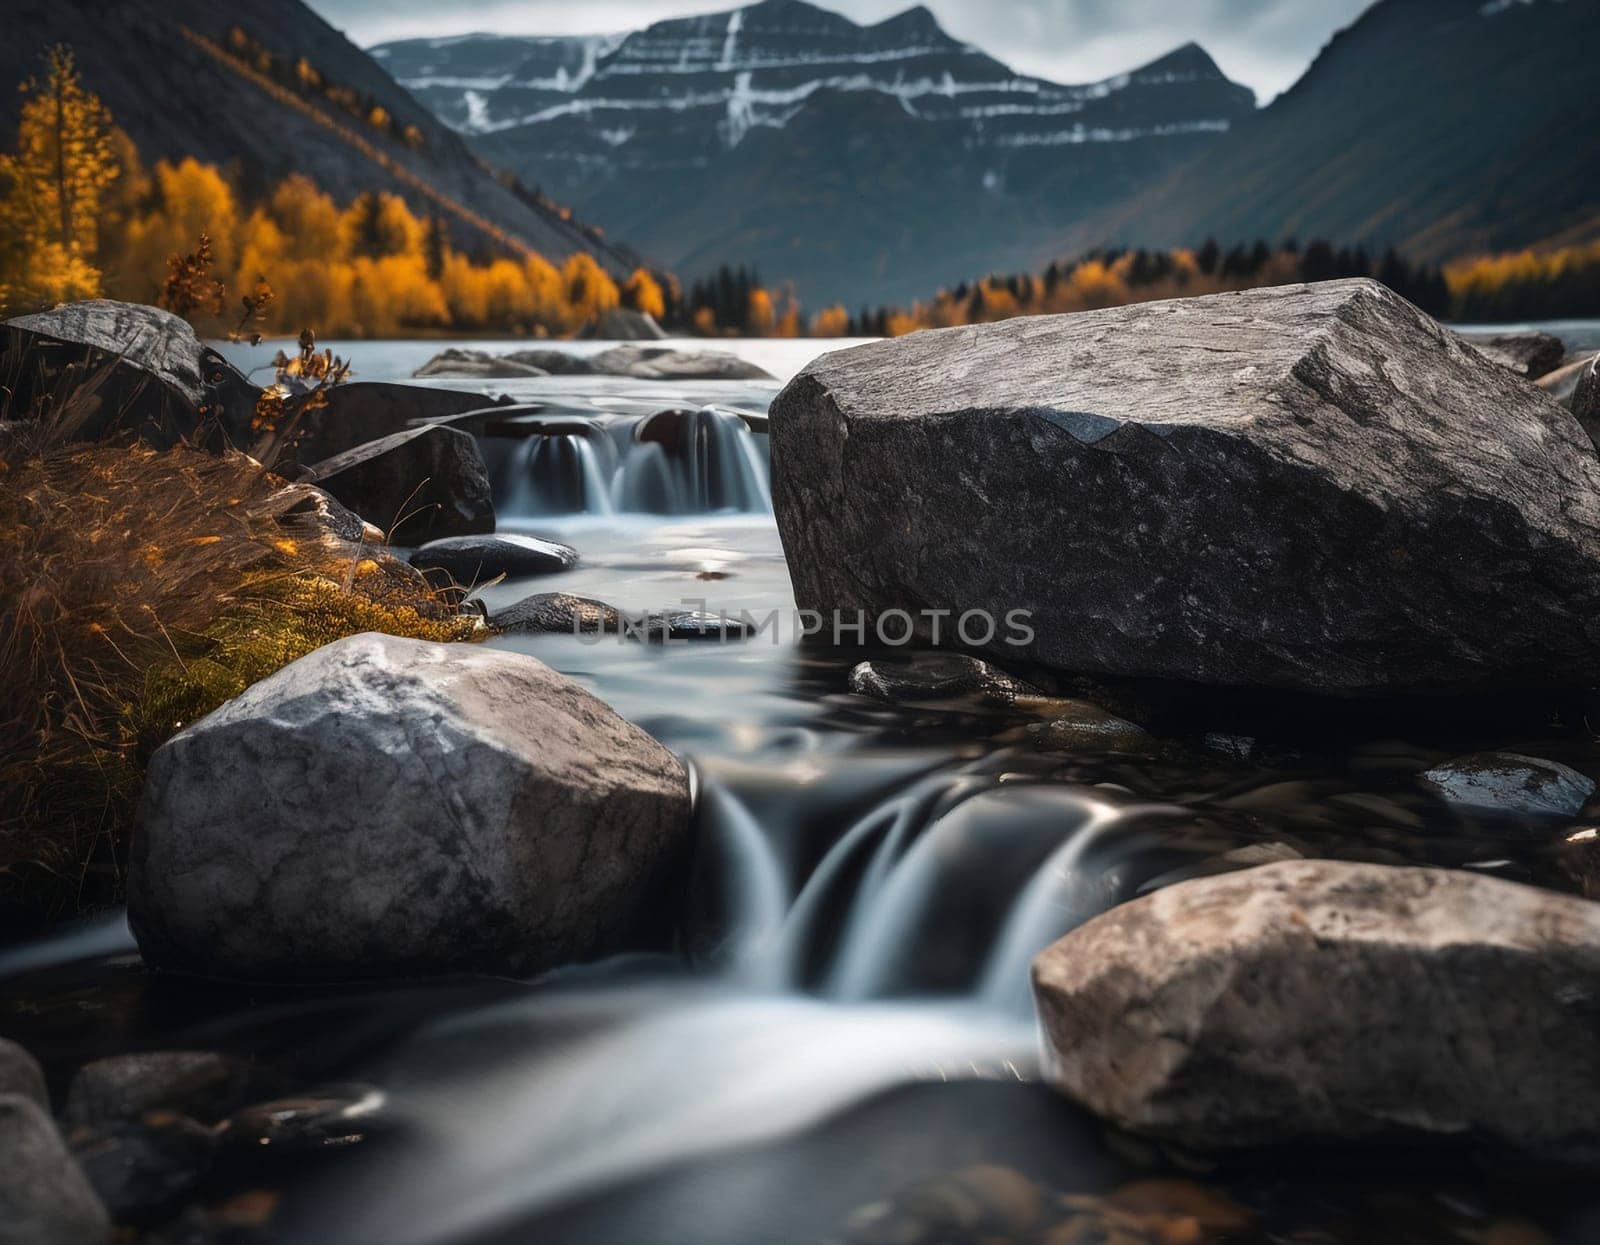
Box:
[589,344,775,381]
[1032,860,1600,1157]
[1027,700,1153,753]
[412,347,548,379]
[637,610,755,642]
[584,307,669,340]
[1461,330,1567,380]
[849,653,1042,706]
[0,1039,47,1112]
[69,1113,216,1228]
[489,592,624,634]
[64,1052,263,1128]
[503,349,595,375]
[0,1094,111,1245]
[223,1086,386,1154]
[408,533,578,583]
[1419,751,1595,818]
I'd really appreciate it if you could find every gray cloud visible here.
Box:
[311,0,1376,101]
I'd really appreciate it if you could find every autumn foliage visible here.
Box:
[0,396,476,927]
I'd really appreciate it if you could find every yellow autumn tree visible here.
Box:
[119,159,240,306]
[0,45,123,311]
[622,267,666,320]
[561,251,620,331]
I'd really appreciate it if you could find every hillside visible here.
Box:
[1,0,636,274]
[1081,0,1600,262]
[380,0,1253,306]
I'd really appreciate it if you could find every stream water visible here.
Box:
[7,332,1600,1244]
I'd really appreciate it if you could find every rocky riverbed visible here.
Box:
[5,292,1600,1243]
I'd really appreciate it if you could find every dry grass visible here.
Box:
[0,406,478,929]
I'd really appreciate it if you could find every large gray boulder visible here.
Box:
[128,633,690,980]
[771,280,1600,694]
[0,1094,110,1245]
[1,299,257,447]
[1032,860,1600,1159]
[304,425,494,545]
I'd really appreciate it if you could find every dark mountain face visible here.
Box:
[370,33,624,134]
[379,0,1253,305]
[1083,0,1600,262]
[1,0,635,272]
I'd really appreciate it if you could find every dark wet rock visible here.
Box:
[589,344,774,381]
[296,382,507,464]
[585,307,669,340]
[64,1052,263,1129]
[503,349,595,375]
[0,1039,47,1112]
[1027,701,1153,753]
[0,1094,111,1245]
[305,425,494,545]
[222,1086,386,1154]
[638,610,756,643]
[70,1113,216,1228]
[849,653,1041,706]
[129,633,692,979]
[773,280,1600,695]
[1419,751,1595,818]
[412,348,548,380]
[1457,330,1567,380]
[408,533,578,583]
[1033,860,1600,1158]
[489,592,624,634]
[1,299,257,448]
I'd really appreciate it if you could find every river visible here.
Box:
[5,327,1600,1244]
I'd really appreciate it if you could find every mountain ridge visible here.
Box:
[379,0,1253,304]
[1,0,637,274]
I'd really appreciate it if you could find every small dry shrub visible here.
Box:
[0,423,476,928]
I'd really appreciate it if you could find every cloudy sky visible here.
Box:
[309,0,1377,102]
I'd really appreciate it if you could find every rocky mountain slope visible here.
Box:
[1075,0,1600,262]
[2,0,636,273]
[379,0,1254,305]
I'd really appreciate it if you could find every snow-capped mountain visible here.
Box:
[373,0,1254,304]
[372,33,624,134]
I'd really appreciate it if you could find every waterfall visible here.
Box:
[490,406,771,518]
[703,767,1135,1008]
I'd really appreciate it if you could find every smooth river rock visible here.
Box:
[0,1039,47,1112]
[128,633,691,979]
[413,347,549,380]
[1419,751,1595,818]
[1459,329,1566,380]
[408,533,579,583]
[1032,860,1600,1158]
[0,1094,111,1245]
[771,280,1600,694]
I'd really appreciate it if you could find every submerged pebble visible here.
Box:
[1419,751,1596,819]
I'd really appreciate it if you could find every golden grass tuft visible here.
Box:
[0,422,477,928]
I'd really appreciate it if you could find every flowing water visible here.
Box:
[8,330,1600,1244]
